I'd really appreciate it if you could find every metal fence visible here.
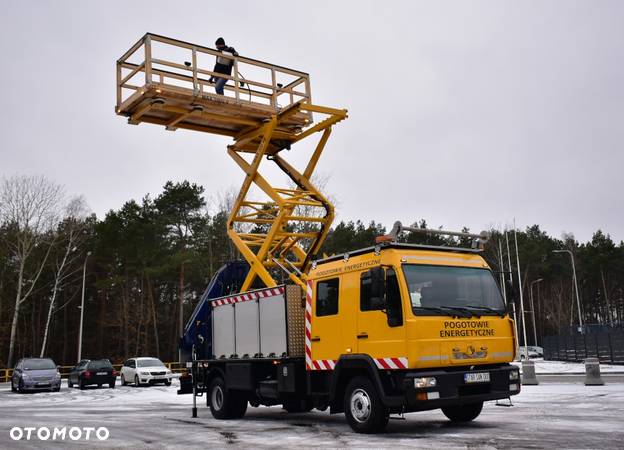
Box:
[543,331,624,365]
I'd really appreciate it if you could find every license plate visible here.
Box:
[464,372,490,383]
[96,372,107,376]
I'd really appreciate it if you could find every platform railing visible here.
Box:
[117,33,312,112]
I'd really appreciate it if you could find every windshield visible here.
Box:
[137,358,165,368]
[402,264,505,316]
[88,360,113,370]
[23,358,56,370]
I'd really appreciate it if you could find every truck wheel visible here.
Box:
[209,377,248,420]
[344,376,389,434]
[441,401,484,422]
[283,399,313,413]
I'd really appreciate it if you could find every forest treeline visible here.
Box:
[1,175,623,367]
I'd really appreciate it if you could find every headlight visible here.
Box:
[21,372,30,379]
[166,370,172,374]
[55,372,61,379]
[509,370,519,381]
[140,371,150,375]
[413,377,437,388]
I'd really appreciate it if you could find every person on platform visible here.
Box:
[209,37,238,95]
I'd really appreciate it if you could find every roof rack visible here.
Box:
[376,221,489,250]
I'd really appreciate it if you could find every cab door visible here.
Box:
[310,276,358,369]
[356,268,407,367]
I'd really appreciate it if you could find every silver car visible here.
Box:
[11,358,61,393]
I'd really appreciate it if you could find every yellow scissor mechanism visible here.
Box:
[228,102,347,291]
[115,34,347,292]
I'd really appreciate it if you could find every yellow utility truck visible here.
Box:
[189,224,519,433]
[115,34,519,433]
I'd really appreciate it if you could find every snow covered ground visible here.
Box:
[1,378,623,449]
[512,358,624,374]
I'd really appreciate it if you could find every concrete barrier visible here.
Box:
[584,357,605,386]
[521,360,539,385]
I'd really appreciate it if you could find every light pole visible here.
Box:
[553,249,583,333]
[77,251,91,361]
[513,226,529,360]
[530,278,543,346]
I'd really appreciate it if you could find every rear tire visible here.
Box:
[344,376,389,434]
[208,377,248,420]
[68,379,74,388]
[109,382,115,389]
[441,401,484,422]
[79,379,86,390]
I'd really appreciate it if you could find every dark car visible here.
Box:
[68,359,117,389]
[11,358,61,393]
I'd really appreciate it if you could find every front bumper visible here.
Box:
[21,379,62,391]
[385,364,520,412]
[137,373,173,384]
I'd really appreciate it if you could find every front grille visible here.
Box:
[150,371,165,376]
[33,376,51,382]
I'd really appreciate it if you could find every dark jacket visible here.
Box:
[213,46,238,76]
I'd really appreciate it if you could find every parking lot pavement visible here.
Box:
[1,380,623,449]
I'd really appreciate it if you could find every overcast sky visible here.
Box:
[1,1,623,243]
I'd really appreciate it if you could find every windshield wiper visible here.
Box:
[416,306,473,318]
[440,306,480,318]
[465,305,506,317]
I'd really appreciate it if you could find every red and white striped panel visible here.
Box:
[312,359,337,370]
[211,286,285,307]
[305,280,313,370]
[374,357,409,370]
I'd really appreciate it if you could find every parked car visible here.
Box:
[68,359,117,389]
[519,346,544,359]
[11,357,61,393]
[120,357,172,386]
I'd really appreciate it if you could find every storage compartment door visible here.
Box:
[235,300,260,357]
[213,304,235,358]
[259,293,287,357]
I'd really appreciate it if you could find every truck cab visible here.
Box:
[305,242,520,432]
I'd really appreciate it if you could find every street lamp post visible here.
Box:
[553,249,584,333]
[530,278,543,346]
[77,251,91,361]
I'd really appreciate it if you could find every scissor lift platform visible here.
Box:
[116,34,347,290]
[116,33,313,151]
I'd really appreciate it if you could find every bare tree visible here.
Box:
[40,196,89,357]
[0,175,64,367]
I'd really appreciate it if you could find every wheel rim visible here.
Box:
[212,385,224,411]
[350,388,372,423]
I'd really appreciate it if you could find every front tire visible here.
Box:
[11,379,16,392]
[208,377,247,420]
[344,376,389,434]
[121,374,127,386]
[164,379,171,386]
[441,401,484,423]
[134,375,140,387]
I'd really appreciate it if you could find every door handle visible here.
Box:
[357,333,368,339]
[311,336,321,342]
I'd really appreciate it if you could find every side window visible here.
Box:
[129,360,136,369]
[360,270,385,311]
[316,278,339,316]
[386,269,403,327]
[123,360,130,367]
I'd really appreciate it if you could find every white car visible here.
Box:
[120,357,173,386]
[519,346,544,359]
